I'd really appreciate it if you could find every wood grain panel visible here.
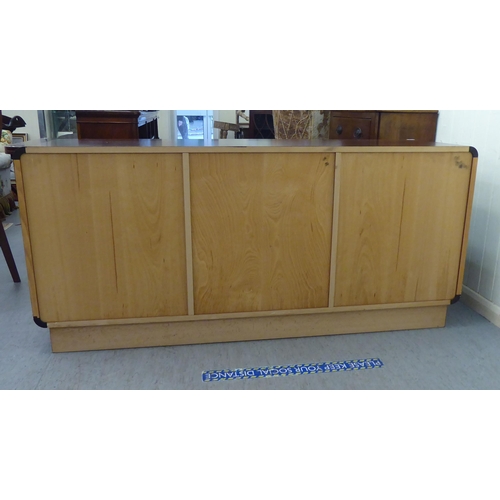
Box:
[335,152,472,306]
[13,160,40,317]
[20,153,187,322]
[328,153,342,307]
[378,112,438,141]
[190,153,334,314]
[182,153,195,315]
[47,300,450,329]
[49,305,448,352]
[456,155,478,295]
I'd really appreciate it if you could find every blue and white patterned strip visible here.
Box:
[202,358,383,382]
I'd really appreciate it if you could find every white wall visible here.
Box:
[436,111,500,325]
[2,110,41,141]
[157,110,176,141]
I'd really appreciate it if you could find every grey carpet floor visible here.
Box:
[1,208,500,390]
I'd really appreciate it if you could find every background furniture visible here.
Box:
[0,110,19,220]
[0,110,20,282]
[13,138,476,352]
[76,110,159,140]
[272,110,330,139]
[213,120,240,138]
[235,110,249,138]
[248,110,275,138]
[0,139,21,282]
[330,110,438,141]
[0,151,14,219]
[0,218,21,282]
[214,111,250,139]
[248,111,439,141]
[50,110,77,137]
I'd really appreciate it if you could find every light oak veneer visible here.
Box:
[13,139,477,352]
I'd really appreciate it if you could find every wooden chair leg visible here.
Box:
[0,222,21,282]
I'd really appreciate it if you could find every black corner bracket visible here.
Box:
[450,295,461,304]
[5,146,26,160]
[469,146,478,158]
[33,316,48,328]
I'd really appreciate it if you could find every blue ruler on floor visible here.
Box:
[202,358,383,382]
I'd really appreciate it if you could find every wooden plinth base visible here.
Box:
[49,305,448,353]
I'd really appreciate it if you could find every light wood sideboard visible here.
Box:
[10,139,477,352]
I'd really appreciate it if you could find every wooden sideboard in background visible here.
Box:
[330,110,438,141]
[248,111,439,141]
[75,111,159,140]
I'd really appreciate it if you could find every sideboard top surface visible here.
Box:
[11,138,474,155]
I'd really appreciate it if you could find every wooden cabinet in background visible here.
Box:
[248,110,275,138]
[248,111,439,141]
[329,111,380,140]
[378,111,438,142]
[329,110,438,141]
[75,111,159,140]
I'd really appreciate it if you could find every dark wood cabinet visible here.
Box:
[378,111,438,141]
[76,111,159,140]
[329,110,438,141]
[248,111,275,139]
[329,111,380,140]
[248,110,439,141]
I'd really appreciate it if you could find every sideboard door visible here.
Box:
[190,152,335,314]
[19,153,188,322]
[334,152,473,306]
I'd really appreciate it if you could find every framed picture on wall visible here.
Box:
[12,133,28,144]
